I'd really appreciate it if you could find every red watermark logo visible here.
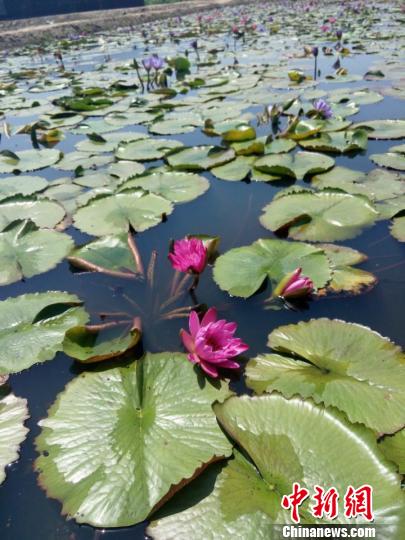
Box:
[281,483,374,524]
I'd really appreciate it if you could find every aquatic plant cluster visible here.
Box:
[0,0,404,538]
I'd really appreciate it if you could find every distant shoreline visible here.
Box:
[0,0,240,50]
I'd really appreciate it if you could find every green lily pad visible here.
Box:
[0,220,73,286]
[352,120,405,140]
[213,239,331,298]
[0,292,88,375]
[73,189,173,236]
[222,125,256,142]
[149,395,405,537]
[370,152,405,171]
[76,131,147,153]
[311,167,405,202]
[55,152,113,171]
[35,352,232,527]
[260,190,378,241]
[0,149,61,173]
[0,386,29,485]
[167,146,236,172]
[379,430,405,474]
[68,233,140,277]
[299,130,368,153]
[264,138,297,154]
[0,175,48,199]
[247,318,405,434]
[108,161,145,180]
[390,216,405,242]
[120,171,209,203]
[211,156,255,182]
[0,196,66,230]
[63,320,141,363]
[115,138,183,161]
[319,244,376,294]
[254,151,334,180]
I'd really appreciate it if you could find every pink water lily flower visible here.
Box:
[168,237,207,274]
[181,308,249,378]
[273,267,314,299]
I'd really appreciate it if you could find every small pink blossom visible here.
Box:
[168,238,207,274]
[320,24,330,32]
[181,309,249,378]
[328,17,337,23]
[274,268,314,299]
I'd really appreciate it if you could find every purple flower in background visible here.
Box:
[312,46,319,57]
[336,29,343,40]
[191,40,198,50]
[150,54,164,70]
[142,57,152,71]
[313,98,333,119]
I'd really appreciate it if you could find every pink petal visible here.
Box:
[200,360,219,378]
[189,311,200,337]
[180,329,195,354]
[201,307,217,326]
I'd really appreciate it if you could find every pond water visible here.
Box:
[0,2,404,539]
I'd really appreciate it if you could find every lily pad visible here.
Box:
[379,430,405,474]
[120,171,209,203]
[319,244,377,294]
[352,120,405,140]
[0,175,48,199]
[73,189,173,236]
[0,196,66,230]
[0,292,88,375]
[260,190,378,241]
[299,130,368,153]
[68,233,141,277]
[211,156,255,182]
[390,216,405,242]
[115,138,183,162]
[370,152,405,171]
[246,318,405,433]
[0,220,73,286]
[149,395,405,537]
[35,352,232,527]
[213,239,331,298]
[63,320,141,363]
[0,149,61,173]
[254,151,334,180]
[55,152,112,172]
[0,386,29,485]
[167,146,236,171]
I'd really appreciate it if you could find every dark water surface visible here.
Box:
[0,22,404,540]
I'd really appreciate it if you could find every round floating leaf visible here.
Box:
[379,430,405,474]
[167,146,236,171]
[0,387,29,485]
[299,130,368,153]
[319,244,376,294]
[149,395,405,537]
[35,352,232,527]
[390,216,405,242]
[0,292,88,375]
[254,151,334,180]
[352,120,405,140]
[213,239,331,298]
[121,171,209,203]
[68,233,140,277]
[370,153,405,171]
[0,149,61,173]
[149,117,199,136]
[260,190,378,241]
[108,160,145,180]
[312,167,405,202]
[115,138,183,161]
[211,156,255,182]
[73,189,173,236]
[76,131,147,153]
[55,152,112,172]
[264,138,297,154]
[222,125,256,142]
[0,220,73,286]
[0,196,65,230]
[247,318,405,433]
[0,175,48,199]
[63,320,141,363]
